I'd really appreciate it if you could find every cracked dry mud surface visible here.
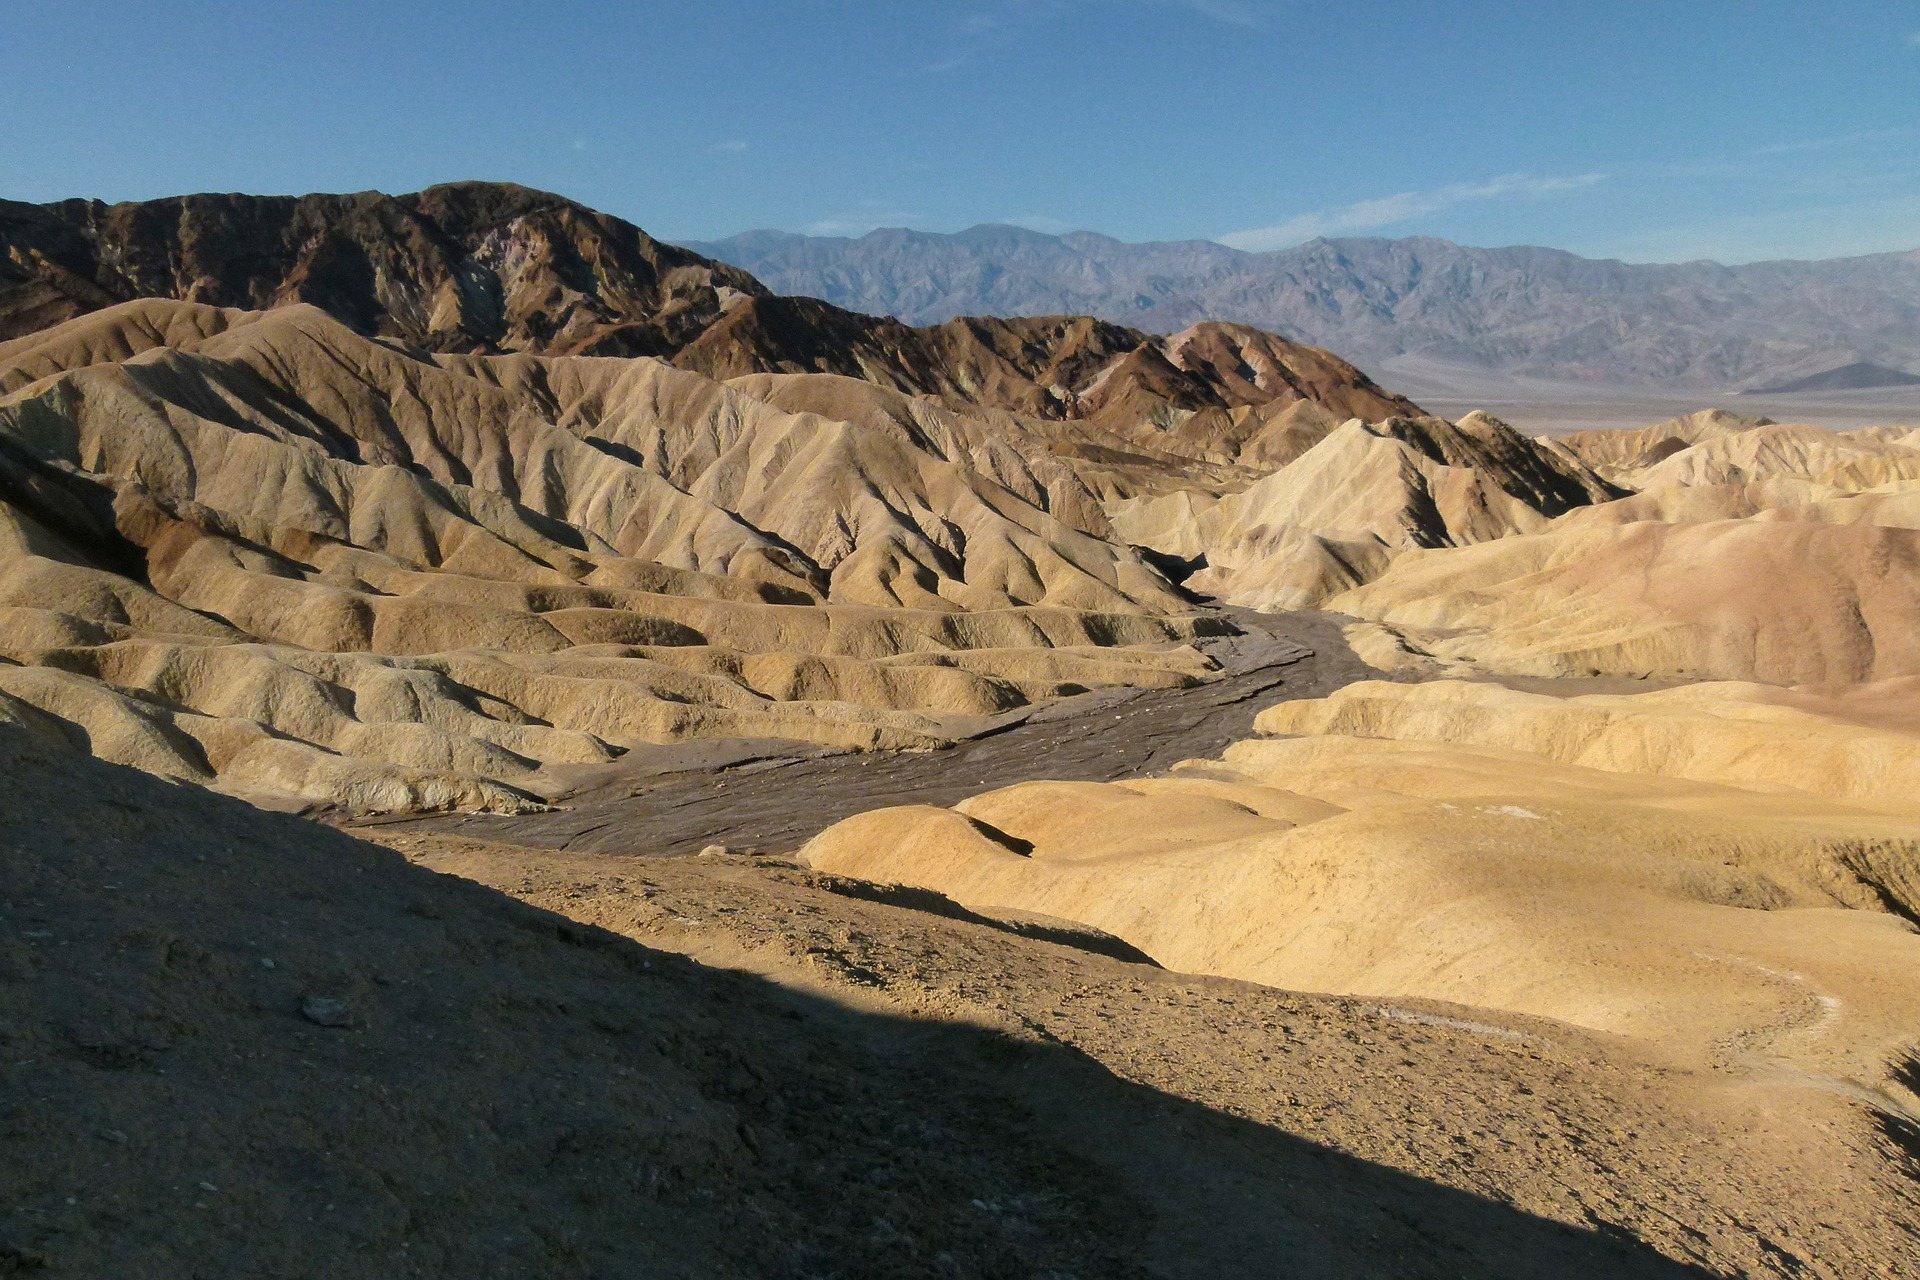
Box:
[367,609,1367,857]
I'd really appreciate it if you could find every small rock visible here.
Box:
[299,996,353,1028]
[696,844,729,858]
[259,957,276,970]
[0,1243,52,1270]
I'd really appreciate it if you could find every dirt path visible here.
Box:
[361,609,1381,857]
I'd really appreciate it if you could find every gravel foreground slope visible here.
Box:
[5,724,1917,1276]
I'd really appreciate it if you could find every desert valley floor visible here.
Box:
[3,185,1919,1277]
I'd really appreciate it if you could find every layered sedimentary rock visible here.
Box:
[1126,411,1620,610]
[0,298,1253,812]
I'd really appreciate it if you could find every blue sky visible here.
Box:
[5,1,1918,262]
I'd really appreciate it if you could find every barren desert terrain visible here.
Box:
[3,184,1918,1277]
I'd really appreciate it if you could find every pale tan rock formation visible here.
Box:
[0,299,1238,811]
[1321,410,1920,683]
[803,679,1920,1098]
[1330,519,1920,683]
[1552,407,1772,478]
[1181,412,1618,609]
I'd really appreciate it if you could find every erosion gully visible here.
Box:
[351,609,1377,858]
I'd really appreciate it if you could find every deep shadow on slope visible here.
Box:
[0,726,1714,1279]
[373,609,1376,856]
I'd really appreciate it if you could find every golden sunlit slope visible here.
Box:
[1551,408,1772,478]
[1174,411,1619,609]
[803,678,1920,1099]
[1330,519,1920,684]
[1323,410,1920,683]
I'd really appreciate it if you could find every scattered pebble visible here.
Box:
[299,996,353,1028]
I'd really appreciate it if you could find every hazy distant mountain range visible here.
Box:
[686,226,1920,392]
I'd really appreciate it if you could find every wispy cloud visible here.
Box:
[1652,127,1915,179]
[1748,127,1910,157]
[1166,0,1261,27]
[711,139,750,154]
[1217,172,1606,251]
[1060,0,1266,27]
[930,0,1263,71]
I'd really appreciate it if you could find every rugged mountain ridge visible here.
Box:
[0,184,1419,426]
[688,224,1920,389]
[0,182,766,356]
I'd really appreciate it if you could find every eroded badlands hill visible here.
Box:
[1329,411,1920,682]
[0,186,1460,816]
[807,677,1920,1065]
[800,675,1920,1277]
[1146,411,1621,610]
[0,299,1259,812]
[1101,402,1920,685]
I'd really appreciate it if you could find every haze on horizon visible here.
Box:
[4,0,1917,266]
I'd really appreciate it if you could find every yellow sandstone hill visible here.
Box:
[1174,411,1618,610]
[1551,407,1772,478]
[1330,519,1920,684]
[1323,410,1920,684]
[803,678,1920,1095]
